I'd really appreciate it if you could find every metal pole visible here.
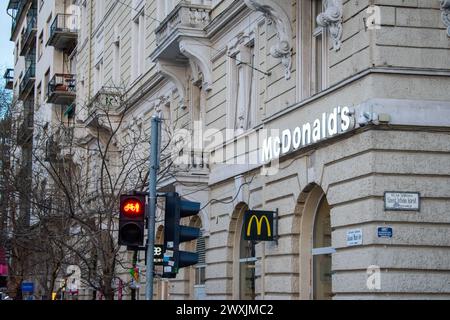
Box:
[145,113,161,300]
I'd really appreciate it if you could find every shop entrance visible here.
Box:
[297,184,334,300]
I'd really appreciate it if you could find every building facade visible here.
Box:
[5,0,78,299]
[6,0,450,300]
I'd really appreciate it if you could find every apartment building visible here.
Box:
[5,0,78,299]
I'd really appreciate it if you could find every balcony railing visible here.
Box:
[48,14,78,52]
[20,10,37,56]
[9,0,33,39]
[47,73,76,105]
[17,120,33,146]
[155,2,211,45]
[3,69,14,90]
[19,61,35,99]
[44,128,75,163]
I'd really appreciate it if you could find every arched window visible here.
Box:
[231,203,256,300]
[312,196,334,300]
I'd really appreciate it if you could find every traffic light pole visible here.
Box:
[145,113,161,300]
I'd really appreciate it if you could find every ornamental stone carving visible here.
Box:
[179,38,213,91]
[442,0,450,37]
[155,59,189,109]
[317,0,343,51]
[243,0,293,80]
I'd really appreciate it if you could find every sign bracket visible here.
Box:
[273,208,279,245]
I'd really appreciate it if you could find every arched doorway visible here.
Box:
[297,184,334,300]
[230,202,256,300]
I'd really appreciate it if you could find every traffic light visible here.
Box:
[163,192,201,278]
[119,194,146,247]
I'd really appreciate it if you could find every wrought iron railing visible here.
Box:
[50,13,79,36]
[19,60,35,95]
[47,73,76,98]
[155,2,212,45]
[4,69,14,89]
[10,0,33,37]
[20,9,37,54]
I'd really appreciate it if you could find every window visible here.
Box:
[44,69,50,99]
[157,0,175,21]
[311,0,325,95]
[312,196,334,300]
[238,205,256,300]
[131,10,145,80]
[38,32,43,59]
[36,82,42,108]
[15,42,19,64]
[46,14,52,44]
[194,232,206,287]
[80,1,87,41]
[299,0,328,99]
[95,0,105,27]
[112,29,121,85]
[94,60,104,94]
[228,40,258,134]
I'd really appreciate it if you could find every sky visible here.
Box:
[0,0,14,75]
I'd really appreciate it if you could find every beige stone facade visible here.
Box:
[8,0,450,300]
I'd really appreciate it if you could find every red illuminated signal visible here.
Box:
[121,199,144,216]
[119,194,146,247]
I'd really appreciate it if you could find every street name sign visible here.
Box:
[384,192,420,211]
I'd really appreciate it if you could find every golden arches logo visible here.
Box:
[247,215,272,237]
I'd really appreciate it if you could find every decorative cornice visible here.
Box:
[441,0,450,37]
[317,0,343,51]
[243,0,293,80]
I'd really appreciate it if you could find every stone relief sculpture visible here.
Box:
[442,0,450,37]
[317,0,343,51]
[243,0,293,80]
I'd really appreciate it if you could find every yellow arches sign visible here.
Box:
[244,211,275,241]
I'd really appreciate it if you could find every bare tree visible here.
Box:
[2,78,204,299]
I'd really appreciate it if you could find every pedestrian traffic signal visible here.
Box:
[163,192,201,278]
[119,194,146,247]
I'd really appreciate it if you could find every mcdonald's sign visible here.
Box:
[244,211,275,241]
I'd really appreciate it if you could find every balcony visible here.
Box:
[82,87,122,130]
[159,149,210,188]
[47,14,78,52]
[19,61,35,100]
[45,127,75,163]
[44,135,58,163]
[155,1,211,47]
[47,73,76,105]
[17,120,33,146]
[20,9,37,56]
[3,69,14,90]
[151,1,214,102]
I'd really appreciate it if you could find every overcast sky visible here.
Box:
[0,1,15,75]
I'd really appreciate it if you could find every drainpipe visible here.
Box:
[88,0,93,101]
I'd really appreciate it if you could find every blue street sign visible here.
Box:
[21,282,34,293]
[377,227,393,238]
